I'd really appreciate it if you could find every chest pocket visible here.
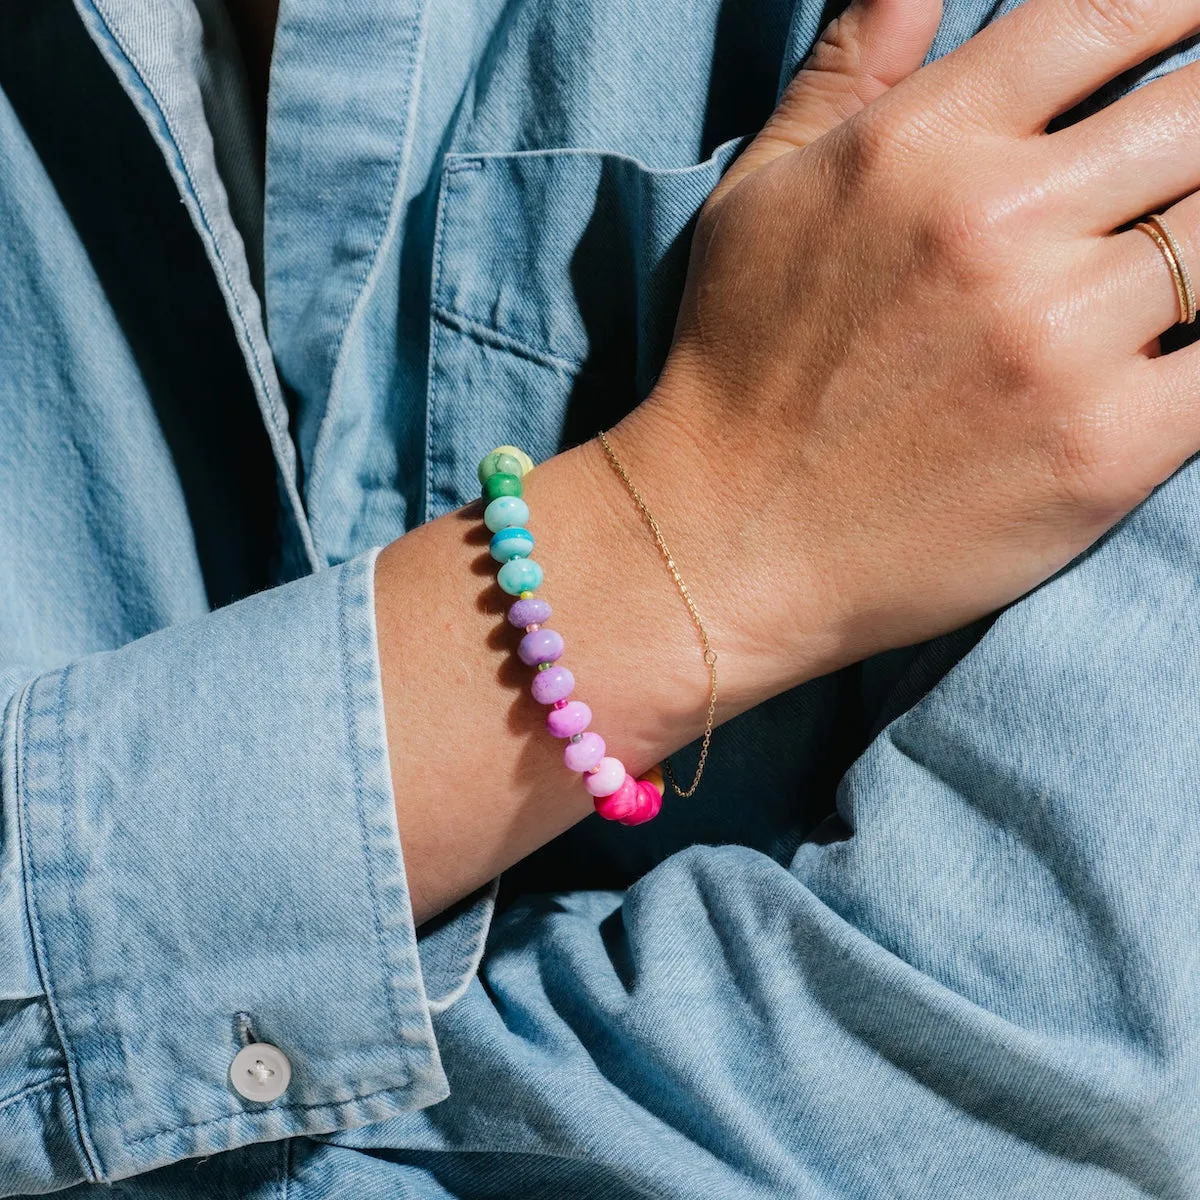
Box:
[423,140,742,518]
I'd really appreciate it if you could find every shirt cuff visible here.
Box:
[14,549,491,1184]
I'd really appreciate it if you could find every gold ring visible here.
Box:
[1135,213,1197,326]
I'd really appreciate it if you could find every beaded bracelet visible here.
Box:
[477,444,664,825]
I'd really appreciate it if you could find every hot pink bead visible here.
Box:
[519,627,565,666]
[584,756,626,797]
[546,700,592,738]
[620,780,663,826]
[594,773,638,820]
[563,731,605,772]
[530,665,574,705]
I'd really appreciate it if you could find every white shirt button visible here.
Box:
[230,1042,291,1102]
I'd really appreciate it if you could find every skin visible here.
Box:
[224,0,1200,923]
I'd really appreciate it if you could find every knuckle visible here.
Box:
[1072,0,1155,43]
[833,107,903,184]
[927,178,1028,261]
[1048,407,1149,517]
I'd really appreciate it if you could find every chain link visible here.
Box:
[598,430,717,798]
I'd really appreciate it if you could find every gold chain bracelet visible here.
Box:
[598,430,717,798]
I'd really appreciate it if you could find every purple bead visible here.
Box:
[518,628,564,666]
[509,598,551,628]
[564,731,605,772]
[530,665,574,705]
[546,700,592,738]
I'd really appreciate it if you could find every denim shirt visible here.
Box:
[3,0,1200,1196]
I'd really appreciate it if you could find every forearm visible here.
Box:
[376,422,750,924]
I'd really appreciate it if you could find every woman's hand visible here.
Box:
[614,0,1200,707]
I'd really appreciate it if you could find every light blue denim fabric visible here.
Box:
[2,0,1200,1194]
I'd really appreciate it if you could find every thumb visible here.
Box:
[715,0,943,200]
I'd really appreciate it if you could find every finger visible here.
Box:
[714,0,943,201]
[906,0,1200,138]
[1096,189,1200,349]
[1044,57,1200,233]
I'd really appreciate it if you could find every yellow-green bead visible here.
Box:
[493,445,535,476]
[482,471,522,502]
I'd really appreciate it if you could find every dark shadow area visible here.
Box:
[0,0,279,607]
[699,0,795,158]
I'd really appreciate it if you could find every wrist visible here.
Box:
[608,359,846,712]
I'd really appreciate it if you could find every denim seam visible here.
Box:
[305,0,432,558]
[80,0,317,572]
[15,673,105,1181]
[442,139,749,177]
[431,307,582,374]
[423,166,452,522]
[0,1073,69,1115]
[123,1080,428,1148]
[336,559,420,1043]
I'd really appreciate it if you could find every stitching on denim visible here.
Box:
[431,307,582,373]
[84,1,317,571]
[15,674,105,1179]
[56,662,129,1165]
[422,164,455,522]
[0,1073,68,1115]
[335,564,411,1040]
[303,0,433,554]
[123,1079,426,1147]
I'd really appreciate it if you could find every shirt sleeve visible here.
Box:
[0,548,493,1195]
[327,465,1200,1196]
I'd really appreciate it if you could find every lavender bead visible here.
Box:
[508,597,551,628]
[564,731,605,773]
[546,700,592,738]
[530,665,574,705]
[519,628,564,666]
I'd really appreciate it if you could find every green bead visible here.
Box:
[482,472,522,502]
[477,451,522,486]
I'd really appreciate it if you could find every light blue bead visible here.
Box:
[498,558,543,596]
[490,527,534,563]
[484,495,529,533]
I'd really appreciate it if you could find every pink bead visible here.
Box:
[594,773,638,820]
[584,756,626,797]
[546,700,592,738]
[620,780,663,826]
[563,731,605,772]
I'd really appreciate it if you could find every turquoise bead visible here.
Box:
[484,495,529,533]
[482,472,522,502]
[490,527,534,563]
[477,451,522,485]
[498,558,543,596]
